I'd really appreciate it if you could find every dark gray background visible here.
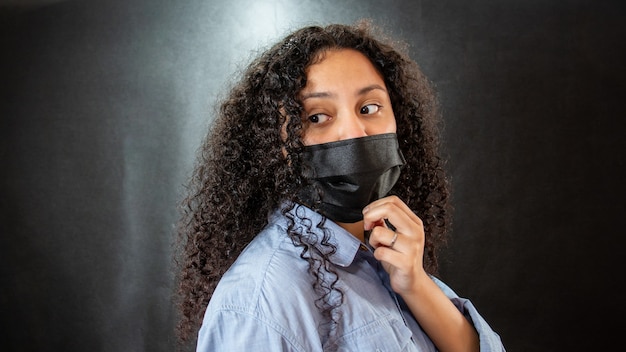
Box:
[1,0,624,351]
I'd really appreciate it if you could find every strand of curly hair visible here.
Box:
[173,20,451,349]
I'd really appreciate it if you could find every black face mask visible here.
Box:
[298,133,406,223]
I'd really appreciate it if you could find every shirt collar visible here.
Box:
[272,203,363,267]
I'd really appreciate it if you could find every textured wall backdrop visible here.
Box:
[1,0,624,351]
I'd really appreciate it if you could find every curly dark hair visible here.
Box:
[174,19,450,347]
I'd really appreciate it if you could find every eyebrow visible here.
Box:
[357,84,387,96]
[300,84,387,101]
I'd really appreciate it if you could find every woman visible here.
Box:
[175,21,505,351]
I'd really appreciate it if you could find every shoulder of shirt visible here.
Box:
[206,217,319,315]
[205,205,360,326]
[202,217,325,350]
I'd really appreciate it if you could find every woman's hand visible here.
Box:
[362,195,430,295]
[362,195,479,352]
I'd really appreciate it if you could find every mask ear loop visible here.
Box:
[384,218,397,231]
[363,218,396,246]
[363,229,372,245]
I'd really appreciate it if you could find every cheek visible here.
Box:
[301,133,326,146]
[380,113,397,134]
[389,116,397,133]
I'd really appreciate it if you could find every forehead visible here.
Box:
[303,49,386,90]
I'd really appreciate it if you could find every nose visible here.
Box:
[337,112,367,141]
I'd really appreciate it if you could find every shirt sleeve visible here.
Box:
[431,276,507,352]
[196,308,305,352]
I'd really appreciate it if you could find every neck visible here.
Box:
[336,220,365,243]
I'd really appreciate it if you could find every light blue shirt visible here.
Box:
[197,204,505,351]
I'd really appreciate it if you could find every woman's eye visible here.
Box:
[360,104,381,115]
[308,113,330,124]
